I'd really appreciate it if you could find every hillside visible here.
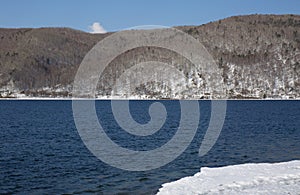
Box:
[0,14,299,99]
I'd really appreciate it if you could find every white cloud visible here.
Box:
[89,22,107,34]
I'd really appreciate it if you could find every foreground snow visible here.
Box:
[157,160,300,195]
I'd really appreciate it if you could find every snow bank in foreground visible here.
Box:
[157,160,300,195]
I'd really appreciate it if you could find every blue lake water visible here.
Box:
[0,100,300,194]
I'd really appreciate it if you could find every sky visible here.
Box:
[0,0,299,33]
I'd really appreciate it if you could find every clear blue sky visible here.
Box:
[1,0,299,32]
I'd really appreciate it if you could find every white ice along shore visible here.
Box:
[157,160,300,195]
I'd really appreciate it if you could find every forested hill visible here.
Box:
[0,14,299,98]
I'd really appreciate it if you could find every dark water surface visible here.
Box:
[0,100,299,194]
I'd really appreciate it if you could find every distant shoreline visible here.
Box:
[0,97,299,100]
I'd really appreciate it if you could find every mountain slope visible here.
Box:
[0,14,299,98]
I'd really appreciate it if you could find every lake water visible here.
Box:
[0,100,299,194]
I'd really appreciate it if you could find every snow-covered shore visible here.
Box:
[1,96,300,100]
[157,160,300,195]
